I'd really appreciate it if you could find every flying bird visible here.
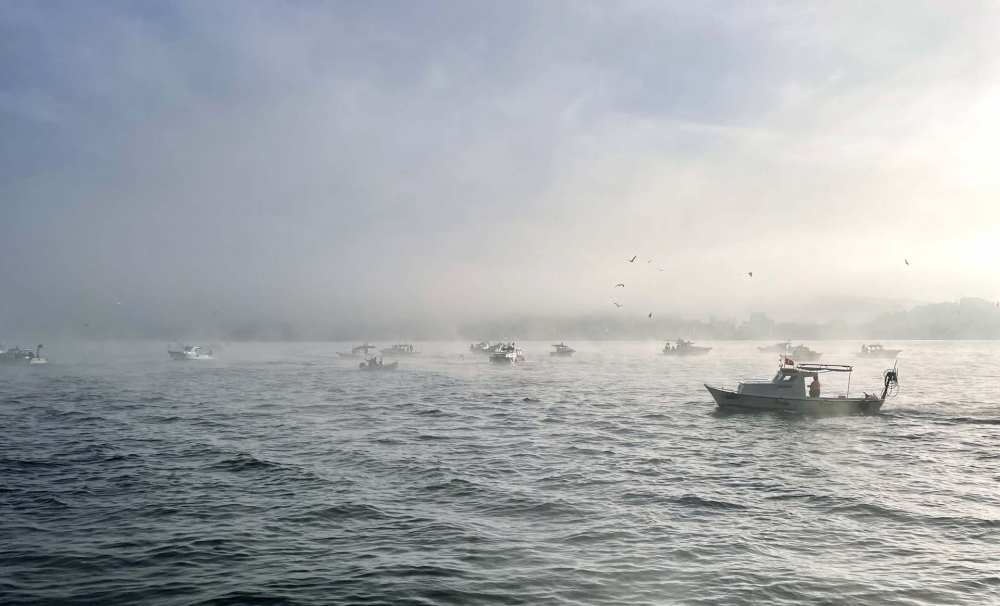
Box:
[615,283,625,288]
[647,259,651,263]
[613,302,623,308]
[905,259,910,265]
[628,255,636,263]
[648,312,653,318]
[658,268,664,272]
[748,272,753,278]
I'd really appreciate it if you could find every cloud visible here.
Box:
[2,0,999,338]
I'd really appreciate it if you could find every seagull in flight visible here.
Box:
[648,312,652,318]
[647,259,651,263]
[615,283,625,288]
[613,302,623,308]
[905,259,910,265]
[628,255,636,263]
[748,272,753,278]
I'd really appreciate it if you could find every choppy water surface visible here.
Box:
[2,341,999,605]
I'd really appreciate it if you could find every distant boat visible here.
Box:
[550,342,575,357]
[470,341,500,355]
[663,339,711,356]
[0,344,46,365]
[705,361,898,414]
[382,343,420,356]
[758,341,792,353]
[789,344,822,362]
[858,343,901,358]
[168,345,213,360]
[338,343,378,359]
[490,343,524,364]
[359,357,398,371]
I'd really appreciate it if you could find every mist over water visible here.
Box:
[3,341,999,605]
[5,1,1000,604]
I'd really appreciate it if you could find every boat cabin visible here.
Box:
[737,364,853,399]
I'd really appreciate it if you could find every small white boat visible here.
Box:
[758,341,792,353]
[705,361,898,414]
[382,343,420,356]
[168,345,213,360]
[663,339,711,356]
[858,343,902,358]
[359,357,398,371]
[758,341,821,360]
[789,344,822,362]
[338,343,378,359]
[470,341,499,355]
[489,343,524,364]
[0,344,46,365]
[550,342,575,357]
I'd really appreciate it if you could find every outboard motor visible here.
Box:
[880,364,899,400]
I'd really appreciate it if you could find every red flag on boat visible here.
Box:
[784,357,795,366]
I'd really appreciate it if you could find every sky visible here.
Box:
[2,1,999,339]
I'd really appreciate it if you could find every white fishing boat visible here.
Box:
[663,339,712,356]
[168,345,213,360]
[0,344,47,365]
[359,357,398,371]
[489,343,524,364]
[705,360,898,414]
[550,342,575,356]
[758,341,792,353]
[383,343,420,356]
[470,341,500,355]
[338,343,378,359]
[784,344,822,361]
[757,342,821,360]
[858,343,902,358]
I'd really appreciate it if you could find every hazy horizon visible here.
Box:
[4,1,1000,340]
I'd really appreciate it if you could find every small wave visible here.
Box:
[420,478,478,496]
[197,590,299,605]
[283,503,389,523]
[944,417,1000,426]
[522,397,540,402]
[674,494,749,511]
[209,454,282,473]
[1,458,61,470]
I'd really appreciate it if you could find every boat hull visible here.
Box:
[359,361,398,371]
[490,355,522,364]
[663,347,712,356]
[705,385,882,414]
[550,351,574,357]
[0,358,46,365]
[858,351,901,358]
[168,352,212,360]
